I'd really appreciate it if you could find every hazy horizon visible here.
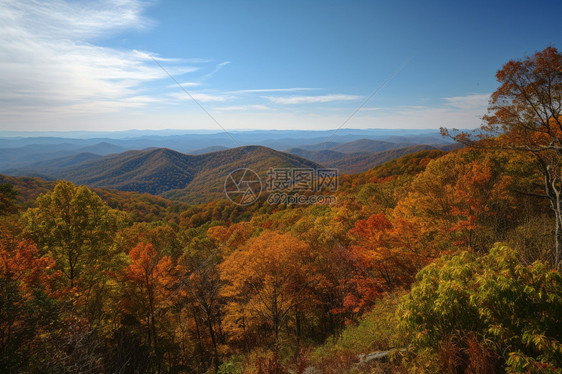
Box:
[0,127,450,138]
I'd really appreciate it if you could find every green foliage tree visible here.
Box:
[399,244,562,373]
[23,181,124,289]
[22,180,126,328]
[0,183,18,215]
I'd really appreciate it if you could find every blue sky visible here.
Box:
[0,0,560,131]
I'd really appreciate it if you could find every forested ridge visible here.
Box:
[1,48,561,373]
[6,145,321,201]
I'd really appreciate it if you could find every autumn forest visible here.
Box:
[1,48,562,374]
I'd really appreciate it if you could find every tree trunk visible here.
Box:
[272,283,280,352]
[540,162,562,269]
[546,166,562,269]
[554,200,562,269]
[206,316,219,373]
[69,252,75,288]
[295,309,301,353]
[191,305,206,370]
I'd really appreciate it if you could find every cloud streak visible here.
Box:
[229,88,317,94]
[353,93,490,129]
[265,94,362,105]
[443,93,490,110]
[200,61,231,81]
[214,105,271,111]
[169,92,235,103]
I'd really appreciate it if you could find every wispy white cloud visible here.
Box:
[359,107,383,111]
[190,93,232,102]
[0,0,201,117]
[167,81,202,89]
[3,0,153,40]
[265,94,362,105]
[169,92,234,103]
[443,93,490,110]
[200,61,231,81]
[229,87,317,94]
[214,105,271,111]
[351,93,490,129]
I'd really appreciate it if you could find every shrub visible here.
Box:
[399,244,562,373]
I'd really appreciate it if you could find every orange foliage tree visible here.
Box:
[394,150,519,252]
[346,212,429,316]
[0,237,59,371]
[121,243,175,364]
[220,231,313,350]
[444,47,562,267]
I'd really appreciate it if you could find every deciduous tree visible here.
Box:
[0,238,59,371]
[23,181,124,289]
[444,47,562,267]
[122,242,175,371]
[220,231,311,350]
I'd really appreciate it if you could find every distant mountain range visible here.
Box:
[0,142,126,170]
[188,145,230,154]
[1,130,459,202]
[0,129,452,171]
[318,139,413,153]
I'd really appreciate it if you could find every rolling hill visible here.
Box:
[290,138,419,154]
[288,144,443,174]
[7,146,322,201]
[0,173,185,222]
[326,144,439,174]
[288,136,462,174]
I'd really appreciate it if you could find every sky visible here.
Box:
[0,0,560,132]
